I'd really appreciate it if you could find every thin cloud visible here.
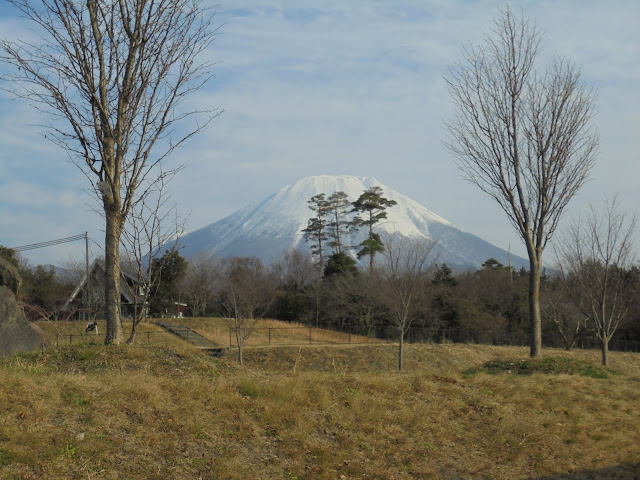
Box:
[1,0,638,264]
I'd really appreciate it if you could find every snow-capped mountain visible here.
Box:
[178,175,529,270]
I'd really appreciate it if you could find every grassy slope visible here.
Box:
[0,321,639,479]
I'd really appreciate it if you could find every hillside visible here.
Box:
[179,175,529,270]
[1,322,639,479]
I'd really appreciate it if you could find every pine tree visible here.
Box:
[326,191,354,255]
[324,252,358,277]
[432,264,458,286]
[149,251,188,316]
[351,186,397,270]
[301,194,330,270]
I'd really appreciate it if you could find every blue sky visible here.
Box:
[0,0,638,266]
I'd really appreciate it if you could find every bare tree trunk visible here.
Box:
[104,209,123,344]
[529,258,542,357]
[2,0,220,347]
[601,337,609,367]
[238,342,244,366]
[555,198,636,368]
[127,327,137,345]
[445,8,598,360]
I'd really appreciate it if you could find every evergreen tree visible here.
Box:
[351,186,397,270]
[326,191,354,254]
[432,263,458,286]
[324,252,358,277]
[482,257,505,269]
[24,265,56,308]
[301,194,330,270]
[149,251,188,316]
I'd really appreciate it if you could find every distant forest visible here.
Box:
[3,244,639,355]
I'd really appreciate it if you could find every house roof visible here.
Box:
[63,259,142,309]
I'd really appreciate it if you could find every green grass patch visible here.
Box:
[237,382,261,399]
[468,356,615,378]
[0,448,13,465]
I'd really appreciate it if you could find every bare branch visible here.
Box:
[554,197,637,365]
[1,0,221,344]
[444,7,598,357]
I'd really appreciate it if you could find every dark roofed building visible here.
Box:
[63,259,146,320]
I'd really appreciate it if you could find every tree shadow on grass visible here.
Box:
[533,462,640,479]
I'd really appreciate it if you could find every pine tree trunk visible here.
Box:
[104,207,124,344]
[369,222,374,271]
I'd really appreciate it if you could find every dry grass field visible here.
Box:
[36,318,385,348]
[0,319,638,479]
[176,317,386,347]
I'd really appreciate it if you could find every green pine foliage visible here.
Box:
[326,191,353,255]
[324,252,358,277]
[301,194,330,267]
[149,251,188,316]
[351,186,397,268]
[432,263,458,286]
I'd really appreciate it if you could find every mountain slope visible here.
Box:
[179,175,528,270]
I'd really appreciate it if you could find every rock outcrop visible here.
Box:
[0,258,21,296]
[0,257,48,357]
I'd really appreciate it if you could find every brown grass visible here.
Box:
[177,317,386,347]
[35,318,386,349]
[2,324,639,479]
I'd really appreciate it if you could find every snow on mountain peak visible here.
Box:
[179,174,527,270]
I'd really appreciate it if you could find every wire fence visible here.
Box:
[43,324,640,354]
[51,331,166,346]
[228,326,385,347]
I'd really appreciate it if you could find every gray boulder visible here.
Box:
[0,257,21,295]
[0,257,48,358]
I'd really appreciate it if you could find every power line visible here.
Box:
[10,234,86,252]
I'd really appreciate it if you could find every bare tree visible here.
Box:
[380,233,437,370]
[542,280,589,351]
[220,257,277,366]
[555,198,637,366]
[322,271,385,336]
[120,171,186,344]
[1,0,220,344]
[272,248,316,291]
[445,7,598,357]
[181,252,223,318]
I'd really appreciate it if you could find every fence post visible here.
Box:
[269,328,271,346]
[229,328,232,347]
[309,327,312,345]
[349,330,351,345]
[147,331,150,344]
[69,334,73,345]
